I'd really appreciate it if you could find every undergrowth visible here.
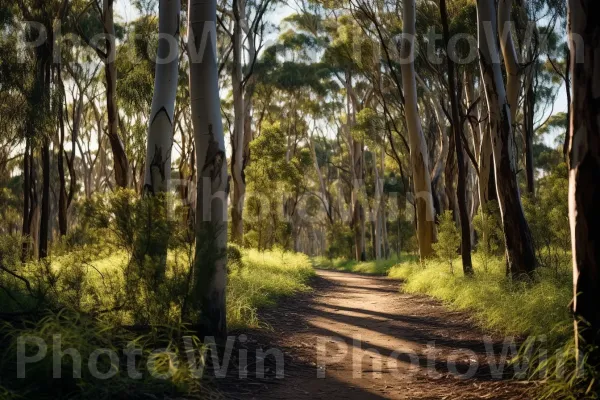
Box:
[388,256,572,342]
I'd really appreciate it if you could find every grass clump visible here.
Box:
[228,248,314,330]
[388,257,572,341]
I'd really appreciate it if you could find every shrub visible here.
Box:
[433,211,460,273]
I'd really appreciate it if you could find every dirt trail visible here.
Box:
[226,270,531,400]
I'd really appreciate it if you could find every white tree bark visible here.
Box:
[144,0,181,194]
[188,0,228,339]
[400,0,437,259]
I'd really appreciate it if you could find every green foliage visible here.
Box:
[325,221,354,259]
[523,163,571,275]
[244,121,311,251]
[433,211,460,273]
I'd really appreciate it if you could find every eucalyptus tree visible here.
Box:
[477,0,536,278]
[143,0,180,196]
[399,0,436,260]
[567,0,600,363]
[187,0,229,340]
[439,0,473,275]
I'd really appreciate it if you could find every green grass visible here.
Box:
[4,246,314,331]
[388,255,573,342]
[227,248,314,330]
[0,246,313,399]
[53,247,315,330]
[311,254,417,275]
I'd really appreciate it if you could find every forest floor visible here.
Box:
[219,270,535,400]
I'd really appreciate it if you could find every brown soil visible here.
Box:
[219,270,535,400]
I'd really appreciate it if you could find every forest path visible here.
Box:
[227,270,530,400]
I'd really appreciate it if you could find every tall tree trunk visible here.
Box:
[188,0,228,340]
[39,135,50,259]
[478,87,496,210]
[139,0,181,287]
[143,0,180,195]
[400,0,437,260]
[567,0,600,360]
[21,138,31,260]
[104,0,129,188]
[524,83,535,194]
[230,0,245,245]
[445,132,458,218]
[374,151,383,260]
[38,56,52,260]
[352,138,366,261]
[477,0,536,278]
[58,78,68,237]
[563,48,572,161]
[440,0,473,275]
[465,73,482,223]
